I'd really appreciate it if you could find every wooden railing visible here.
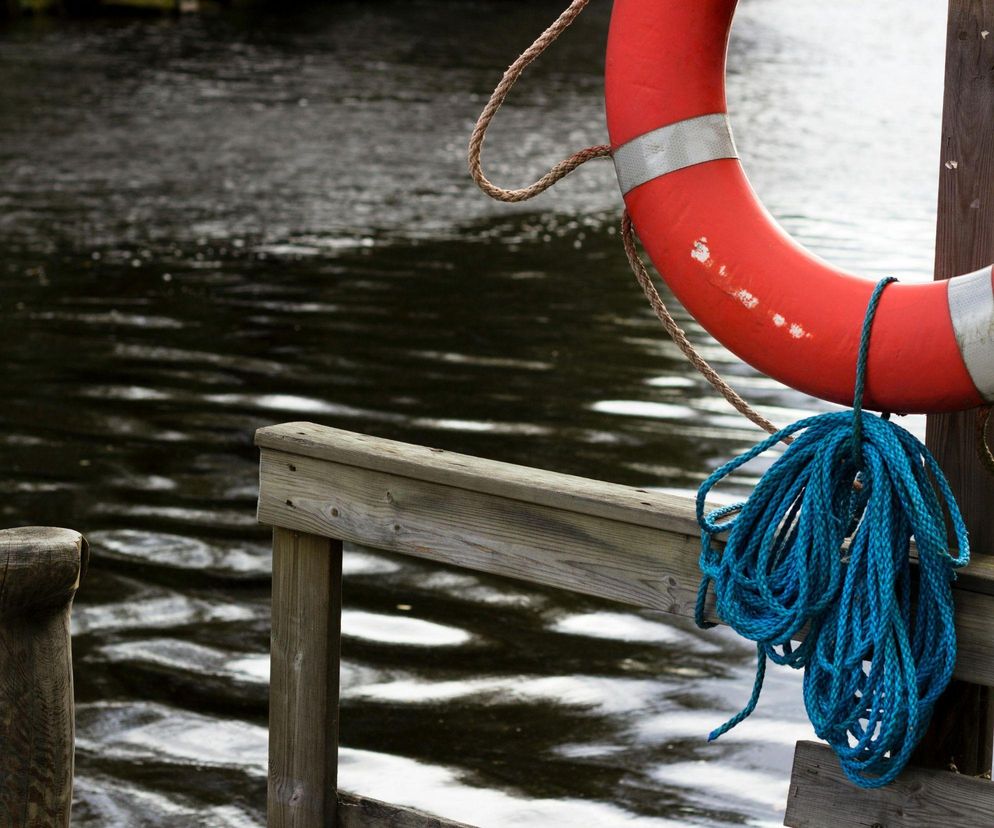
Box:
[256,422,994,828]
[0,526,87,828]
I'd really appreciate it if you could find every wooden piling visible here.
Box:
[0,527,88,828]
[915,0,994,777]
[268,527,343,828]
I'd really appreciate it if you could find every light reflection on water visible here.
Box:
[0,0,944,824]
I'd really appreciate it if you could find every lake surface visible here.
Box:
[0,1,946,825]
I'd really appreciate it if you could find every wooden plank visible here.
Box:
[952,587,994,688]
[0,527,87,828]
[268,529,343,828]
[784,740,994,827]
[255,422,700,537]
[259,446,708,620]
[918,0,994,777]
[256,442,994,686]
[337,792,476,828]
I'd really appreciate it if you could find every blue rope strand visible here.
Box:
[696,278,969,788]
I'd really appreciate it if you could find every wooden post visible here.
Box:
[268,528,343,828]
[917,0,994,777]
[0,527,88,828]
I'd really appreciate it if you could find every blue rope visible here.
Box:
[695,278,969,788]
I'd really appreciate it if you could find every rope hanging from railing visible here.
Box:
[696,278,969,787]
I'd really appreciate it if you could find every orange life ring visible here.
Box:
[605,0,993,414]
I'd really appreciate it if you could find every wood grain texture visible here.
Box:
[0,526,87,619]
[337,792,476,828]
[919,0,994,777]
[0,527,87,828]
[259,447,709,620]
[268,528,343,828]
[256,422,700,537]
[784,741,994,827]
[257,442,994,685]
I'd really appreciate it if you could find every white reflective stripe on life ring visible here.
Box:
[612,113,738,196]
[948,265,994,402]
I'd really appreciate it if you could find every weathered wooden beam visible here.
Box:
[0,526,88,828]
[919,0,994,777]
[784,741,994,827]
[337,792,476,828]
[256,423,700,537]
[256,423,994,686]
[268,528,343,828]
[257,439,706,619]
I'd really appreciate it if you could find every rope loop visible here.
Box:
[467,0,611,203]
[696,278,969,789]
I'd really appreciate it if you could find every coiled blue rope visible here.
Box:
[695,277,969,788]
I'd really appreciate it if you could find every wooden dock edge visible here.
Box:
[784,740,994,827]
[257,422,994,686]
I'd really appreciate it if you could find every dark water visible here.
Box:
[0,1,945,825]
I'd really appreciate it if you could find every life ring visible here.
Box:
[605,0,994,414]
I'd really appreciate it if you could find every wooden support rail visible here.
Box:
[257,422,994,827]
[268,528,342,827]
[258,422,994,683]
[0,526,88,828]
